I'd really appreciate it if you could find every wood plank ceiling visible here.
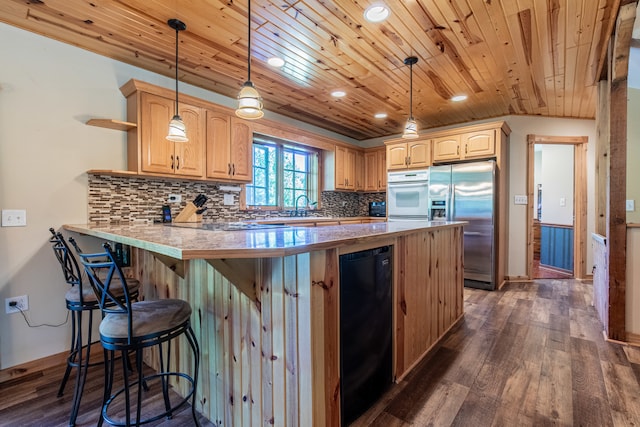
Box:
[0,0,621,141]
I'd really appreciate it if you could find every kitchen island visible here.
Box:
[64,221,464,426]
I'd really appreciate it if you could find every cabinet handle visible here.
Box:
[176,156,180,170]
[457,146,460,155]
[228,163,232,175]
[171,154,174,170]
[407,156,411,165]
[465,144,468,154]
[232,164,236,175]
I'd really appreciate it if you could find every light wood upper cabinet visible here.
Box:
[432,129,496,163]
[323,145,365,192]
[335,145,357,190]
[364,148,387,191]
[138,92,205,177]
[463,129,496,159]
[355,150,365,191]
[175,104,206,177]
[386,139,431,170]
[432,135,461,162]
[206,112,253,182]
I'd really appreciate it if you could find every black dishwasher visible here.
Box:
[340,246,392,425]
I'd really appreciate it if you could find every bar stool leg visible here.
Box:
[57,308,77,398]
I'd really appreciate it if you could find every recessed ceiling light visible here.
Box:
[451,94,468,102]
[331,90,346,98]
[364,4,390,23]
[267,57,285,67]
[374,113,387,119]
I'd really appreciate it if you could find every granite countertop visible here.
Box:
[249,216,386,224]
[64,221,464,260]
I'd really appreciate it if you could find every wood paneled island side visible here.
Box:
[64,221,464,426]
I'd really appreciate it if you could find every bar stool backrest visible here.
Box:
[73,242,135,343]
[49,228,87,302]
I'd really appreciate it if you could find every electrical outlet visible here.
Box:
[168,194,182,203]
[5,295,28,314]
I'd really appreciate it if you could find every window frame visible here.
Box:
[245,135,320,211]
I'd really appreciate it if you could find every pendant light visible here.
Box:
[402,56,419,139]
[166,18,188,142]
[236,0,264,120]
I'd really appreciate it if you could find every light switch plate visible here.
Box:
[1,209,27,227]
[223,194,234,206]
[514,195,528,205]
[627,200,635,211]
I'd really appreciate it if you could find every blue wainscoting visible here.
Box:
[540,224,574,272]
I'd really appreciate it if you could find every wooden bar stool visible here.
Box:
[48,229,140,426]
[74,241,200,427]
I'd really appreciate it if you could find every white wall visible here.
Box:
[540,145,574,225]
[628,88,640,224]
[0,22,356,369]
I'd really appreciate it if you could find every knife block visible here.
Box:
[173,202,202,223]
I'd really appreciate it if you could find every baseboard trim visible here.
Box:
[0,342,102,385]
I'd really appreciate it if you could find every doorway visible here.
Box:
[526,135,588,280]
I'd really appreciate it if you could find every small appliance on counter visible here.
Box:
[173,194,208,223]
[368,201,386,217]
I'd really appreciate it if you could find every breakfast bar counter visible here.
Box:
[64,221,465,426]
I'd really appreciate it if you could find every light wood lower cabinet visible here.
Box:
[131,223,463,426]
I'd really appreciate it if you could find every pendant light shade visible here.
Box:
[236,0,264,120]
[402,56,419,139]
[167,18,188,142]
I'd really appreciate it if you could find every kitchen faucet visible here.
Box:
[294,194,311,217]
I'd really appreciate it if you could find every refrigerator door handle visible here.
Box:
[450,184,455,220]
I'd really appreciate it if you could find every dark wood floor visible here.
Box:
[353,279,640,426]
[2,279,640,426]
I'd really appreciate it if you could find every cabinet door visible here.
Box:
[205,110,231,180]
[355,150,365,191]
[432,135,461,162]
[407,140,431,168]
[140,93,175,174]
[377,150,387,189]
[229,118,253,182]
[386,143,408,170]
[344,148,356,190]
[463,129,495,159]
[335,146,348,189]
[364,151,378,191]
[175,104,205,177]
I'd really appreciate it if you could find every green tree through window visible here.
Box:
[246,136,318,209]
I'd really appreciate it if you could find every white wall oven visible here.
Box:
[386,169,429,221]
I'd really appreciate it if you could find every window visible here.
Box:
[246,136,319,209]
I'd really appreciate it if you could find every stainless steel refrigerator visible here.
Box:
[428,160,496,290]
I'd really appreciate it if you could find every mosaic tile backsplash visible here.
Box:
[88,174,386,224]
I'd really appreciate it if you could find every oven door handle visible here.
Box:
[388,181,429,188]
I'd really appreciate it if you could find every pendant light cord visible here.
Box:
[174,25,179,116]
[409,61,413,120]
[247,0,252,82]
